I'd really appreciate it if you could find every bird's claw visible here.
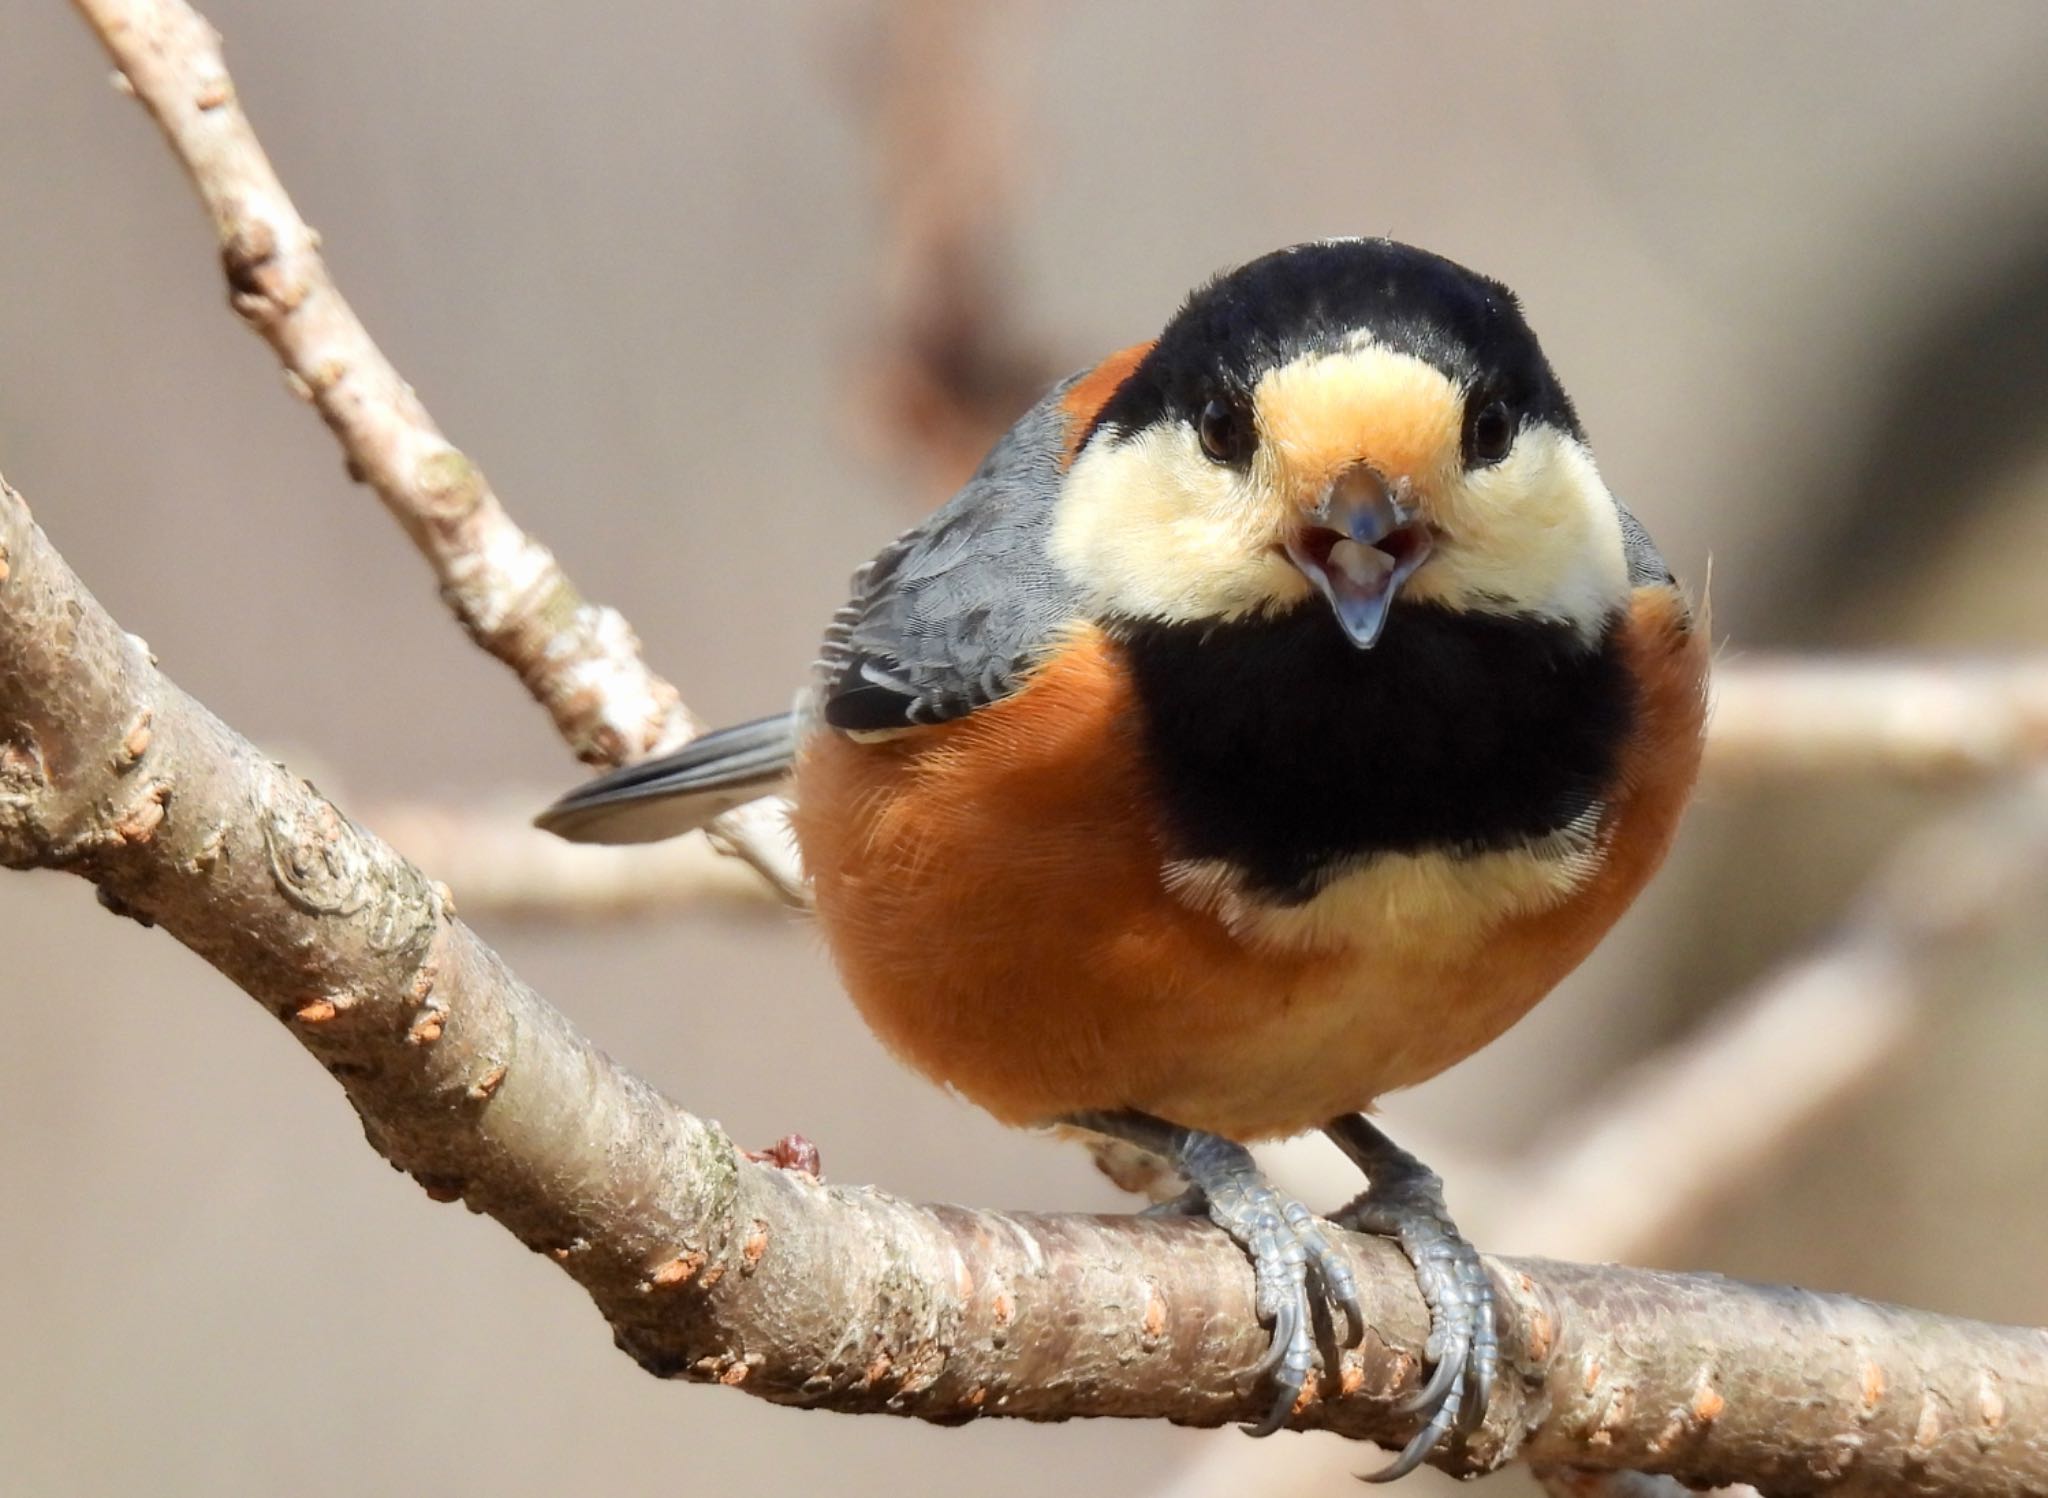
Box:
[1333,1152,1497,1483]
[1218,1185,1361,1434]
[1064,1112,1368,1438]
[1161,1132,1364,1436]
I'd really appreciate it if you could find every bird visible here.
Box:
[537,238,1709,1478]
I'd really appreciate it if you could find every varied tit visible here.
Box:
[539,239,1709,1478]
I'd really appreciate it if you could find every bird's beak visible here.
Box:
[1283,463,1433,649]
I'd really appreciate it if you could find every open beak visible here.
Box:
[1283,462,1434,648]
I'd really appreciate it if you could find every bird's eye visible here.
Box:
[1197,395,1255,465]
[1464,397,1517,467]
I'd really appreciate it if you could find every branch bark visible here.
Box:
[6,477,2048,1494]
[70,0,802,900]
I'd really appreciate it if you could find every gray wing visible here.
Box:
[534,712,798,844]
[817,373,1086,732]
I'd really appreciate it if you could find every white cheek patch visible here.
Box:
[1412,428,1631,640]
[1051,368,1632,641]
[1050,425,1305,624]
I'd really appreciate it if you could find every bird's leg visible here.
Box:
[1065,1109,1364,1436]
[1325,1113,1497,1483]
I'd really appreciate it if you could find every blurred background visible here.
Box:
[5,3,2048,1494]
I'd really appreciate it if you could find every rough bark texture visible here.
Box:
[7,476,2048,1494]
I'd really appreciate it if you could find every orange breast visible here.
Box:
[792,591,1707,1141]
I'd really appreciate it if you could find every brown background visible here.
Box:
[5,4,2048,1495]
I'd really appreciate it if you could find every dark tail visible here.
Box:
[534,712,798,845]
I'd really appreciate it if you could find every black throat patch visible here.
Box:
[1109,602,1635,903]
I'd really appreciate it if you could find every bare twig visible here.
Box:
[69,0,802,900]
[6,476,2048,1493]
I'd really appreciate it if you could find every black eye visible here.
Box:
[1464,397,1517,466]
[1197,395,1255,465]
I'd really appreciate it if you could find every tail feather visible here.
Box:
[535,712,798,845]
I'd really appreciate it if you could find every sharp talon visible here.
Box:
[1458,1315,1498,1435]
[1318,1267,1366,1350]
[1357,1397,1457,1484]
[1252,1295,1298,1376]
[1394,1336,1463,1416]
[1292,1211,1366,1348]
[1242,1374,1302,1439]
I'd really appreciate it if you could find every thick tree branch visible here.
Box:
[7,479,2048,1493]
[70,0,801,899]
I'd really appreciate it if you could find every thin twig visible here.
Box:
[69,0,803,900]
[5,476,2047,1492]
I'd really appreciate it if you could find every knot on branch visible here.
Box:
[220,215,305,323]
[256,774,438,957]
[0,732,54,865]
[416,449,487,526]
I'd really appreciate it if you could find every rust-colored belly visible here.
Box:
[792,596,1706,1141]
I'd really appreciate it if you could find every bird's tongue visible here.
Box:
[1289,536,1400,648]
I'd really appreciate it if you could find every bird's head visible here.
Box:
[1052,239,1630,648]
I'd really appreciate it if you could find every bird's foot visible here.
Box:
[1326,1114,1497,1483]
[1067,1111,1363,1436]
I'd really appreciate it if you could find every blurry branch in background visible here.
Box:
[6,477,2048,1494]
[844,0,1061,495]
[1705,657,2048,782]
[1501,762,2048,1261]
[70,0,802,902]
[369,802,790,923]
